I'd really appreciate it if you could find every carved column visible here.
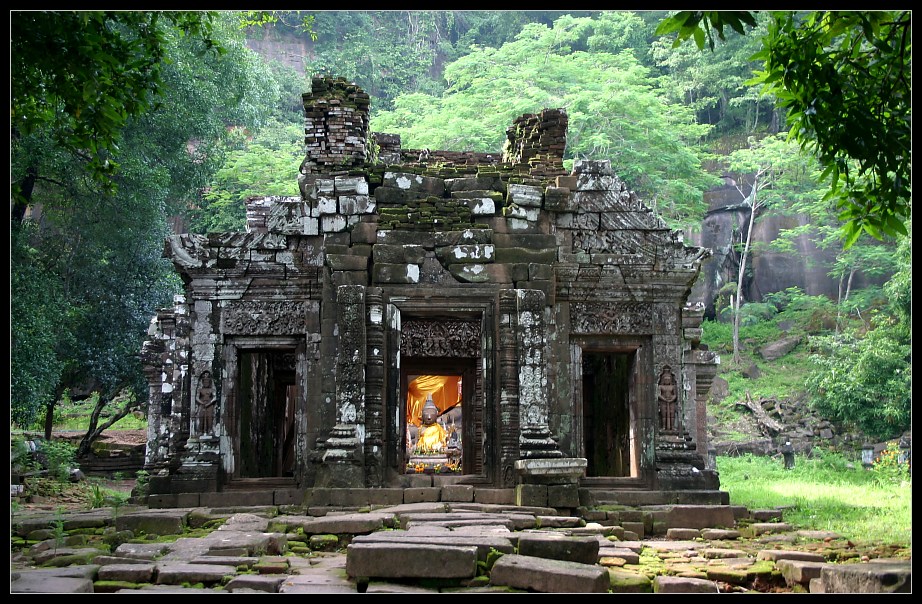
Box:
[516,289,562,459]
[140,314,166,470]
[364,287,385,487]
[497,289,520,486]
[315,284,366,488]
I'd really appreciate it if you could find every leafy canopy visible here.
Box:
[373,14,719,228]
[656,10,911,247]
[10,11,222,193]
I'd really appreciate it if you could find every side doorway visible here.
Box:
[224,338,303,479]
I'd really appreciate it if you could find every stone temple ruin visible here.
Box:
[140,75,722,510]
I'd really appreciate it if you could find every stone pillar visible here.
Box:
[299,75,370,184]
[514,290,585,505]
[497,289,521,487]
[315,284,366,488]
[140,314,166,469]
[364,287,386,487]
[516,289,562,459]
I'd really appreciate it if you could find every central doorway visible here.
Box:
[400,359,478,476]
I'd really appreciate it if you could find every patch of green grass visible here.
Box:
[51,392,147,431]
[717,451,911,548]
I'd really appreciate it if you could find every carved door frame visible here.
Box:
[571,335,655,488]
[384,295,495,485]
[221,336,306,481]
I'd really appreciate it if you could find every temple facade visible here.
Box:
[140,76,721,506]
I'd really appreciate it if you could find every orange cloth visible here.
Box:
[406,375,461,426]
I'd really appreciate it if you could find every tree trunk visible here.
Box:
[77,385,135,458]
[732,170,764,366]
[42,383,67,440]
[11,164,37,225]
[732,195,758,365]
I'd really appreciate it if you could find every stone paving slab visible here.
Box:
[653,575,719,593]
[225,573,287,593]
[96,563,157,582]
[489,553,610,593]
[757,548,827,562]
[776,559,831,586]
[821,561,911,593]
[113,542,172,560]
[11,566,99,594]
[346,542,479,579]
[279,573,358,593]
[351,531,515,559]
[154,562,239,585]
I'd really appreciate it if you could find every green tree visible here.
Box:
[656,10,912,246]
[803,221,910,440]
[190,119,303,234]
[373,14,719,229]
[10,13,280,443]
[10,10,221,213]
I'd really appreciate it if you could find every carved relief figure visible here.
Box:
[657,366,678,432]
[195,371,217,435]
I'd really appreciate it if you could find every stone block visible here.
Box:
[515,484,548,507]
[546,484,580,508]
[440,484,475,502]
[473,488,515,505]
[334,176,369,195]
[820,562,911,593]
[506,183,544,208]
[403,487,440,503]
[346,542,477,580]
[665,505,736,529]
[448,263,512,284]
[517,534,599,565]
[373,243,426,264]
[372,263,420,284]
[350,221,378,244]
[436,244,495,263]
[489,554,609,593]
[326,254,368,271]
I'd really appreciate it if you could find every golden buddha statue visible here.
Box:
[415,394,447,453]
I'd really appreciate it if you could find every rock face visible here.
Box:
[686,183,889,320]
[140,75,720,504]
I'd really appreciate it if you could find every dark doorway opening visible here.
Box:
[236,350,297,478]
[582,351,634,477]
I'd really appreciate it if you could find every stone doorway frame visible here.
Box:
[384,294,496,485]
[221,336,306,482]
[571,335,655,488]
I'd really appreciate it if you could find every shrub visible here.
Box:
[871,442,911,487]
[38,439,78,481]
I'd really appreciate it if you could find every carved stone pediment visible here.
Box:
[400,319,481,357]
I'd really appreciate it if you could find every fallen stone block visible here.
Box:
[489,553,609,593]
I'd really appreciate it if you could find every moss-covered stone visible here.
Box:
[607,568,653,593]
[93,580,142,593]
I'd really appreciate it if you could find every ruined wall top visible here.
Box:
[300,76,371,176]
[302,76,568,185]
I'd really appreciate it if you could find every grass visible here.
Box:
[49,392,147,431]
[717,449,912,549]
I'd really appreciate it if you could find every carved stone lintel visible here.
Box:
[400,319,481,358]
[222,300,309,335]
[571,302,653,334]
